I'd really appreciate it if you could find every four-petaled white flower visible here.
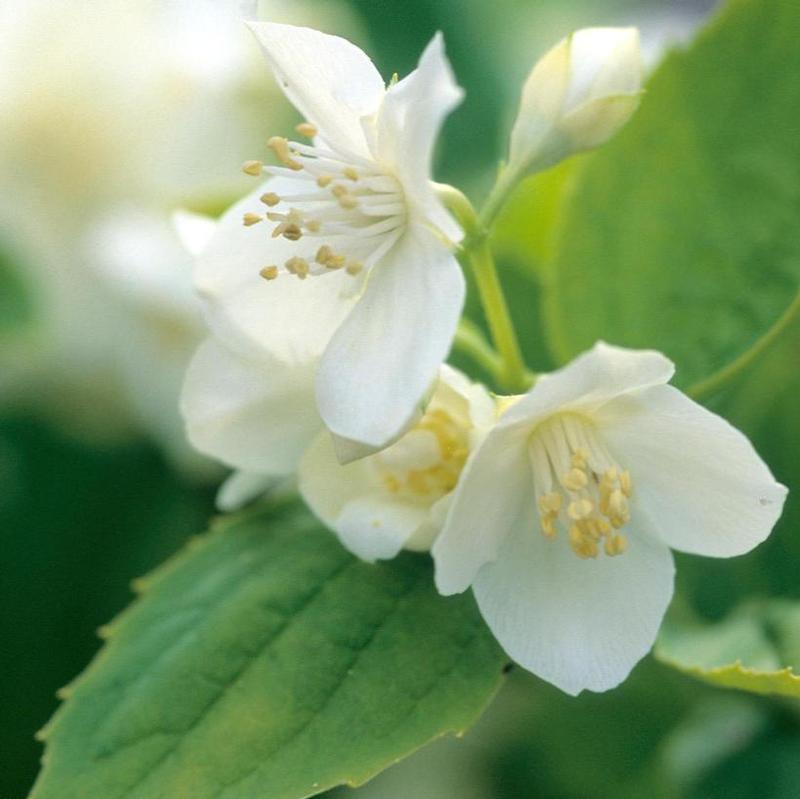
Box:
[299,366,496,562]
[432,343,787,695]
[197,22,466,451]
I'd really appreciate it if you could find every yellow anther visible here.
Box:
[620,470,632,497]
[331,184,348,198]
[243,212,262,226]
[604,467,618,483]
[567,498,594,520]
[306,219,321,233]
[327,255,346,269]
[604,534,628,557]
[343,166,359,181]
[259,265,279,281]
[315,245,333,264]
[540,514,557,539]
[295,122,318,138]
[267,136,303,170]
[346,261,364,276]
[339,194,359,210]
[317,174,333,187]
[575,540,599,559]
[282,223,303,241]
[260,192,280,207]
[571,448,589,469]
[285,257,309,278]
[608,489,628,518]
[563,467,588,491]
[537,492,562,514]
[242,159,263,176]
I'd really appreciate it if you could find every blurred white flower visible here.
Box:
[503,28,642,184]
[433,342,787,695]
[0,0,360,461]
[200,23,465,450]
[299,366,496,562]
[86,208,216,475]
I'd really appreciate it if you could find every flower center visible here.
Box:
[375,408,470,502]
[241,122,406,283]
[529,413,632,560]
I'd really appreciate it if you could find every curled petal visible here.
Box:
[246,22,384,158]
[375,32,464,242]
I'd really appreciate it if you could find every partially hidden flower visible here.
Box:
[88,207,216,476]
[502,27,642,186]
[197,22,466,451]
[299,366,496,562]
[432,343,787,695]
[181,184,357,510]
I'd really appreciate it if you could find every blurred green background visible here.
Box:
[6,0,800,797]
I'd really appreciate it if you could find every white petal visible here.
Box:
[432,423,532,596]
[374,32,464,242]
[473,518,674,695]
[193,179,356,363]
[499,341,674,431]
[172,209,216,257]
[216,470,274,512]
[565,28,641,113]
[246,22,384,158]
[299,431,427,561]
[180,337,320,474]
[599,384,788,557]
[316,227,464,448]
[337,496,429,562]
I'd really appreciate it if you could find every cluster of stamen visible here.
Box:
[531,414,632,560]
[240,122,406,284]
[376,409,470,501]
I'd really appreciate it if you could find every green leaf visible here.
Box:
[541,0,800,385]
[0,412,211,799]
[31,501,506,799]
[655,601,800,699]
[0,242,34,337]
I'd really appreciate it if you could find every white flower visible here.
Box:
[87,207,215,474]
[299,366,496,562]
[432,343,787,695]
[198,22,466,450]
[181,182,358,507]
[504,27,642,182]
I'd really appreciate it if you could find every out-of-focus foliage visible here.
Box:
[31,502,505,799]
[0,415,213,799]
[657,602,800,698]
[538,0,800,386]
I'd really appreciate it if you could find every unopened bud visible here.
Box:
[505,28,642,181]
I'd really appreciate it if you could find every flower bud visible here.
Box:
[506,27,642,179]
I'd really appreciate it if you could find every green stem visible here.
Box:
[477,166,517,231]
[436,182,531,392]
[689,288,800,402]
[454,320,505,381]
[461,238,530,392]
